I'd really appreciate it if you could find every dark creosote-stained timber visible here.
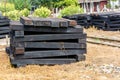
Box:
[63,12,120,30]
[14,50,86,59]
[20,17,77,27]
[7,17,87,67]
[14,42,86,49]
[0,16,10,38]
[13,34,86,42]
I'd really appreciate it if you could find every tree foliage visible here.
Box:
[0,2,15,12]
[8,0,78,9]
[8,0,31,10]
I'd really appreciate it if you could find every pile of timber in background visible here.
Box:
[91,12,120,30]
[90,13,108,30]
[6,17,86,67]
[0,16,10,38]
[63,12,120,31]
[63,14,91,28]
[106,12,120,30]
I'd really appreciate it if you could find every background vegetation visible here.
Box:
[60,5,83,17]
[4,8,29,20]
[33,7,51,18]
[0,3,15,12]
[0,0,83,20]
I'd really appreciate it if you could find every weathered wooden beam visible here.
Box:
[78,38,86,43]
[20,17,77,27]
[108,24,120,27]
[0,30,10,34]
[14,34,86,42]
[15,31,24,37]
[10,58,76,66]
[92,22,105,26]
[15,47,25,55]
[20,17,33,26]
[14,42,86,49]
[67,19,77,27]
[0,35,8,38]
[10,21,24,30]
[14,50,86,58]
[0,26,9,30]
[48,18,68,27]
[109,20,120,24]
[23,26,83,33]
[0,22,9,26]
[0,19,10,23]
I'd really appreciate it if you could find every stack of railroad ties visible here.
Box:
[90,12,120,30]
[63,12,120,30]
[0,14,10,38]
[6,17,87,67]
[63,13,92,28]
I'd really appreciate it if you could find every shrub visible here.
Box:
[4,9,30,20]
[0,3,15,12]
[19,8,30,17]
[4,10,19,20]
[33,7,51,18]
[60,5,84,17]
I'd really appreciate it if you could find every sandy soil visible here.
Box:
[85,27,120,39]
[0,43,120,80]
[0,28,120,80]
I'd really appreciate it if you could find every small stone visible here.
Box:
[80,75,91,79]
[99,64,114,73]
[97,76,108,80]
